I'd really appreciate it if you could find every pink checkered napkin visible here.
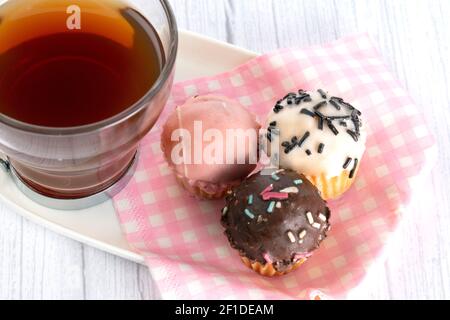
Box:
[113,34,435,300]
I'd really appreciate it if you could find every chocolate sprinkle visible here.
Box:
[300,108,316,118]
[318,89,327,99]
[274,104,284,113]
[284,93,297,100]
[282,131,310,154]
[327,120,339,136]
[329,99,342,110]
[318,117,324,130]
[349,158,359,179]
[270,121,277,127]
[305,149,312,156]
[313,101,327,110]
[330,96,343,102]
[343,157,352,169]
[318,143,325,154]
[346,129,359,142]
[298,131,310,148]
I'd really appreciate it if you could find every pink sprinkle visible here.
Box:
[263,253,273,264]
[295,252,313,261]
[262,192,289,201]
[260,184,274,196]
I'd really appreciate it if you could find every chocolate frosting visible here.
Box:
[221,169,331,272]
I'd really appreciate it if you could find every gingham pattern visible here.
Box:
[113,34,435,300]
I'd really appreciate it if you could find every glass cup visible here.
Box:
[0,0,178,207]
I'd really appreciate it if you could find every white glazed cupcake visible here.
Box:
[265,89,367,200]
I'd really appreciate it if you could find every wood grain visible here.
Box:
[1,0,449,300]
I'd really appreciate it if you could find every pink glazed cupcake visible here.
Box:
[161,95,261,199]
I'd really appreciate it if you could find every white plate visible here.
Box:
[0,30,258,265]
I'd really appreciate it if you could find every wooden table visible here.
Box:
[1,0,449,299]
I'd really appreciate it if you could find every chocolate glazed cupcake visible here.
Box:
[221,169,331,277]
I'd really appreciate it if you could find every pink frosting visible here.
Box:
[161,95,260,184]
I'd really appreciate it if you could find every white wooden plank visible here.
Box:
[83,247,159,300]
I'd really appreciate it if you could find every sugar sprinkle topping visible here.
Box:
[244,209,255,219]
[280,187,299,194]
[313,223,322,229]
[294,179,303,185]
[306,212,314,225]
[267,201,276,213]
[262,192,289,201]
[299,230,307,239]
[271,173,281,181]
[343,157,352,169]
[318,143,325,154]
[287,231,296,243]
[260,184,274,195]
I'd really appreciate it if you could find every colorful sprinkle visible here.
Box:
[306,212,314,225]
[276,202,282,208]
[299,230,307,239]
[287,231,296,243]
[260,184,274,196]
[248,194,254,205]
[263,253,273,264]
[222,207,228,216]
[313,222,322,229]
[271,173,281,181]
[267,201,276,213]
[244,209,255,219]
[262,192,289,201]
[318,213,327,222]
[280,187,299,194]
[293,179,303,185]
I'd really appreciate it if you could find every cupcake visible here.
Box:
[221,169,331,277]
[265,89,367,200]
[161,95,261,199]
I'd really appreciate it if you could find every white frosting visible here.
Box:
[266,90,367,179]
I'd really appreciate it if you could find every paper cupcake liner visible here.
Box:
[174,174,240,200]
[306,165,361,200]
[240,257,307,277]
